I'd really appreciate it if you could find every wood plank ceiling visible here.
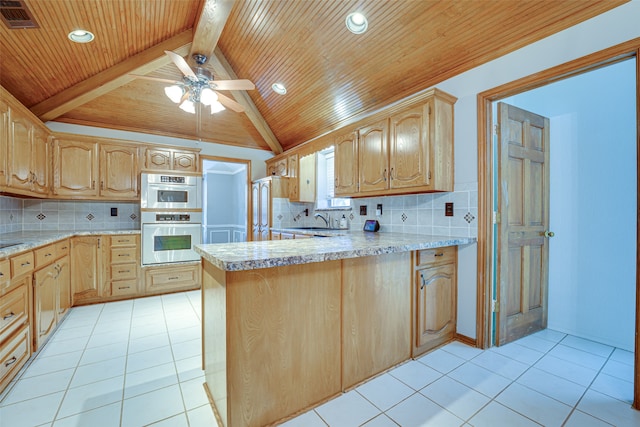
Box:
[0,0,627,153]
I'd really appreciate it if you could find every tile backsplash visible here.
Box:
[0,195,140,233]
[272,182,478,237]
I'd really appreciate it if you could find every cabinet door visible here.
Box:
[7,112,32,191]
[145,148,172,170]
[31,127,49,195]
[416,263,456,351]
[259,181,270,241]
[100,143,138,199]
[173,151,198,172]
[56,256,71,319]
[53,139,99,197]
[298,153,316,203]
[390,106,429,189]
[34,264,57,350]
[358,120,389,193]
[0,99,9,187]
[287,154,299,200]
[334,131,358,195]
[71,236,103,303]
[251,182,260,241]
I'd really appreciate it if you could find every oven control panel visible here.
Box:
[155,213,192,222]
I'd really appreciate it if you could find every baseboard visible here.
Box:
[455,333,478,348]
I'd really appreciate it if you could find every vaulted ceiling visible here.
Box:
[0,0,627,154]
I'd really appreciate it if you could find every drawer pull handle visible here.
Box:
[118,286,130,290]
[4,356,17,367]
[420,273,427,290]
[118,254,129,257]
[3,312,15,320]
[434,252,444,257]
[45,253,52,257]
[118,270,130,274]
[168,276,179,280]
[0,272,4,277]
[21,261,31,267]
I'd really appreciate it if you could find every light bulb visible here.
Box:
[164,85,183,104]
[346,12,368,34]
[200,88,218,106]
[179,99,196,114]
[210,101,225,114]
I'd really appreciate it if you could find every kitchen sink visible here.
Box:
[0,242,22,249]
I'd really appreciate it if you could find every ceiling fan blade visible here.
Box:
[209,79,255,91]
[129,74,182,85]
[165,50,198,80]
[216,92,245,112]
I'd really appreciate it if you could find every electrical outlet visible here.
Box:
[445,202,454,217]
[360,205,367,215]
[110,207,118,217]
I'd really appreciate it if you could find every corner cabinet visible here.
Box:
[335,88,456,198]
[413,246,457,357]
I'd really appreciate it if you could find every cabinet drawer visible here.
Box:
[111,263,137,281]
[111,247,137,264]
[0,326,30,388]
[111,279,138,296]
[35,244,57,269]
[417,246,456,266]
[11,252,34,279]
[55,239,70,257]
[145,264,200,293]
[0,260,9,292]
[111,235,137,247]
[0,283,29,344]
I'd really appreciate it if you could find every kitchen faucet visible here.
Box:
[314,212,330,227]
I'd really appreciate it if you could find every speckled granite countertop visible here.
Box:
[195,232,476,272]
[270,227,347,237]
[0,230,140,258]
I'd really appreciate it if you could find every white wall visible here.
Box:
[432,0,640,339]
[502,59,636,350]
[45,122,272,180]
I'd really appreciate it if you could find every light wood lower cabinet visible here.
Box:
[144,263,200,295]
[107,234,140,298]
[33,263,57,350]
[71,236,105,304]
[413,246,457,356]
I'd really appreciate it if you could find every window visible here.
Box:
[316,146,351,209]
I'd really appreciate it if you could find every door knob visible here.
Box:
[543,230,555,238]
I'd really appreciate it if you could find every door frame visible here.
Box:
[476,39,640,408]
[200,155,252,242]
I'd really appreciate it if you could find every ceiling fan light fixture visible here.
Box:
[68,29,94,43]
[346,12,368,34]
[200,88,218,106]
[210,101,226,114]
[179,99,196,114]
[164,85,184,104]
[272,83,287,95]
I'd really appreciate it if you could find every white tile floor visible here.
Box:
[0,291,637,427]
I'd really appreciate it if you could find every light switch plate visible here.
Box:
[445,202,453,217]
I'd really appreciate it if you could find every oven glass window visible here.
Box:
[154,235,192,251]
[157,190,188,203]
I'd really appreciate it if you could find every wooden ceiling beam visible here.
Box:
[31,29,193,122]
[190,0,235,61]
[210,47,283,154]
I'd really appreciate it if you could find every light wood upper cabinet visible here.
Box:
[53,136,139,200]
[266,157,287,176]
[7,111,31,192]
[358,120,389,193]
[145,147,199,172]
[298,153,316,203]
[334,131,358,195]
[389,105,429,189]
[259,179,271,241]
[287,154,298,200]
[31,127,49,195]
[53,138,99,198]
[0,98,9,187]
[100,143,139,199]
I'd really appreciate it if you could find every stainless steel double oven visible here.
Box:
[141,172,202,265]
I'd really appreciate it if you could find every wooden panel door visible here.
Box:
[334,131,358,195]
[173,151,198,172]
[100,143,138,199]
[34,264,57,350]
[145,148,172,170]
[497,102,551,345]
[71,236,103,303]
[31,127,49,195]
[259,180,270,241]
[53,139,99,197]
[0,99,9,186]
[416,264,456,350]
[287,154,299,200]
[7,111,32,191]
[56,256,71,319]
[298,153,316,203]
[359,120,389,193]
[390,105,428,189]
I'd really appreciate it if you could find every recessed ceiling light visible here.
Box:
[272,83,287,95]
[68,29,94,43]
[346,12,368,34]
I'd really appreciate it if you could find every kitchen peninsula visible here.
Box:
[195,232,475,427]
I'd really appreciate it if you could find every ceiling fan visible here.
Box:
[132,50,255,115]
